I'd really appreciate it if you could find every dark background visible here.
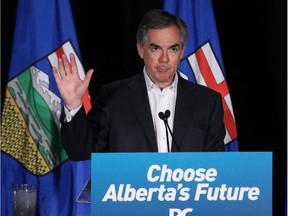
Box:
[1,0,287,215]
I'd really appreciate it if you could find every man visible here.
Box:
[52,9,225,161]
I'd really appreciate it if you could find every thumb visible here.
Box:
[82,69,94,87]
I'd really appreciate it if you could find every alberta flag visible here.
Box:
[1,0,91,215]
[164,0,239,151]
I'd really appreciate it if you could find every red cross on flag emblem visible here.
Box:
[187,42,237,144]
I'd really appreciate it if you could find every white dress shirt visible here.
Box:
[143,67,178,152]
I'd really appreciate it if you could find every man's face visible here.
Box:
[137,25,185,89]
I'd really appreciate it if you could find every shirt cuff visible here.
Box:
[64,103,83,122]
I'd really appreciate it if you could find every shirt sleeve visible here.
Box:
[64,103,83,122]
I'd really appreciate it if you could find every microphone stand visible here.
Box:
[158,110,179,152]
[163,116,170,152]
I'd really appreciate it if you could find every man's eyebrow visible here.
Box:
[149,43,180,48]
[149,43,160,48]
[170,43,180,48]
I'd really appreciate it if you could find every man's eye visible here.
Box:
[151,47,159,52]
[170,47,179,52]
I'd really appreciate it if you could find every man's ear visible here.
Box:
[136,43,144,59]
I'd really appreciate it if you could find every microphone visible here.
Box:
[158,110,170,121]
[158,110,179,152]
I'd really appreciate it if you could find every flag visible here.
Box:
[1,0,91,215]
[164,0,239,151]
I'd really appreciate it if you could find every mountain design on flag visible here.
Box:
[180,41,237,145]
[1,64,65,175]
[1,40,90,175]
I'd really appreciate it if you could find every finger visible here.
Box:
[69,53,78,76]
[52,67,61,82]
[58,57,66,78]
[62,54,71,76]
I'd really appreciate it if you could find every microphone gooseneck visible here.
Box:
[158,111,170,152]
[158,110,179,152]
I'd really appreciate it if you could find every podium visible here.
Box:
[90,152,272,216]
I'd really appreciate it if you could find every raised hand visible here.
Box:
[52,53,94,110]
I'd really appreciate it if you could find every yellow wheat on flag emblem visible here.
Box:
[1,89,50,175]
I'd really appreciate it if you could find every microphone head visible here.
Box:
[158,112,165,120]
[165,110,171,118]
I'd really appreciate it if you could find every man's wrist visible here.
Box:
[64,103,83,122]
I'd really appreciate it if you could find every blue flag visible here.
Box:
[163,0,239,151]
[1,0,91,215]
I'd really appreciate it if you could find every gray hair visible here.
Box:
[136,9,188,47]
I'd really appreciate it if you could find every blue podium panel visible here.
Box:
[91,152,272,216]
